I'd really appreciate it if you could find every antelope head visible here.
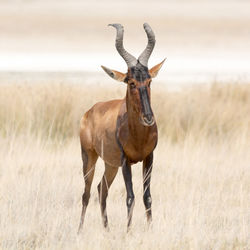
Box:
[101,23,165,126]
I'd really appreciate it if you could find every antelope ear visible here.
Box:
[101,65,127,82]
[149,59,166,78]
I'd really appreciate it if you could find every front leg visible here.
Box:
[143,152,153,223]
[121,153,135,231]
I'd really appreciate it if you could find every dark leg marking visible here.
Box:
[121,153,135,231]
[143,152,153,223]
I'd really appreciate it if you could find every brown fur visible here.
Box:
[78,58,165,232]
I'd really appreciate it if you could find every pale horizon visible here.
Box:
[0,0,250,83]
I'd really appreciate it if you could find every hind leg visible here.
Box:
[97,163,118,229]
[78,148,98,233]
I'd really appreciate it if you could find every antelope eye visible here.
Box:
[130,82,136,89]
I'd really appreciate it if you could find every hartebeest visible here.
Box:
[78,23,165,232]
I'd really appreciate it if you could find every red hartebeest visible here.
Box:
[78,23,165,232]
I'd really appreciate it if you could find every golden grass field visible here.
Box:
[0,80,250,249]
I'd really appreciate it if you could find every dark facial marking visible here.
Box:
[138,86,153,119]
[130,62,151,82]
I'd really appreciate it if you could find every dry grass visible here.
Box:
[1,81,250,142]
[0,80,250,249]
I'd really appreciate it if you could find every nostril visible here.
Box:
[141,114,154,126]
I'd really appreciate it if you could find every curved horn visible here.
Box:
[108,23,137,67]
[138,23,156,67]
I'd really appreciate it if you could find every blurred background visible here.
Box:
[1,2,250,248]
[0,0,250,86]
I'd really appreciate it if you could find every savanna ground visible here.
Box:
[0,78,249,249]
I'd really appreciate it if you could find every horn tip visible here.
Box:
[143,23,155,36]
[108,23,123,29]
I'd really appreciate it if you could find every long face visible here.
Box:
[101,59,165,126]
[125,63,155,126]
